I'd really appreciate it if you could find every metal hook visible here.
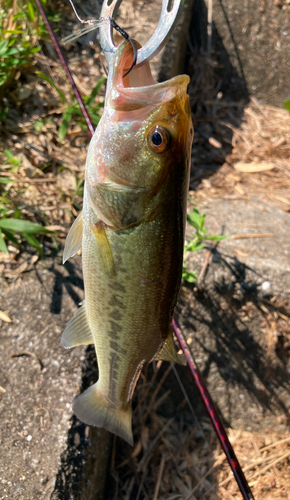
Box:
[99,0,185,70]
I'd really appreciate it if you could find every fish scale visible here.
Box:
[62,39,193,444]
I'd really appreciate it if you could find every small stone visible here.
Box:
[18,86,32,100]
[74,433,81,446]
[261,281,271,291]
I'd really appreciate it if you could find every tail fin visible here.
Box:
[73,383,133,445]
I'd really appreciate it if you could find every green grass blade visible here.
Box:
[284,100,290,113]
[0,231,8,254]
[0,178,14,184]
[59,106,73,141]
[35,71,66,104]
[90,112,101,127]
[4,149,14,160]
[206,234,229,241]
[27,2,35,22]
[0,218,52,234]
[1,228,18,245]
[22,232,43,255]
[182,269,198,283]
[86,76,106,108]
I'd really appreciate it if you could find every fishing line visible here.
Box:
[67,0,98,25]
[64,0,137,77]
[171,363,207,441]
[108,19,137,77]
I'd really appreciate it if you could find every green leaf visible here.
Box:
[27,2,35,22]
[0,106,9,122]
[86,76,106,108]
[91,101,104,111]
[31,47,40,54]
[34,120,43,132]
[59,106,73,141]
[0,178,14,184]
[5,48,19,56]
[184,241,205,252]
[182,269,198,283]
[0,40,9,57]
[22,232,43,255]
[90,112,101,127]
[206,234,229,242]
[35,71,66,104]
[284,100,290,114]
[0,231,8,254]
[1,29,24,35]
[0,218,52,234]
[4,149,14,160]
[187,207,206,231]
[1,228,18,245]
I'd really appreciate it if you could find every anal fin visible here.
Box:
[155,327,186,365]
[61,303,93,348]
[63,211,83,264]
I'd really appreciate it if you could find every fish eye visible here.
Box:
[148,125,171,154]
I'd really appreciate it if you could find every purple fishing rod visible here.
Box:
[173,317,255,500]
[37,4,255,498]
[35,0,95,138]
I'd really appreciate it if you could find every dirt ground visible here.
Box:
[1,1,290,499]
[0,249,111,500]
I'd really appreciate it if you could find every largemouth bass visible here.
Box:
[62,39,193,445]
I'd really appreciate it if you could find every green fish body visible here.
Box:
[62,40,193,445]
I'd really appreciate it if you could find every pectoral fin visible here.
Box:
[63,211,83,264]
[61,303,93,348]
[90,220,115,279]
[155,328,186,365]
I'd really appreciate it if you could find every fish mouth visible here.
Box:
[108,40,190,111]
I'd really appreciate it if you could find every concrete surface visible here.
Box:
[190,0,290,106]
[0,254,111,500]
[181,195,290,433]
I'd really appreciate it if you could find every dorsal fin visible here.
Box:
[61,303,93,348]
[63,211,83,264]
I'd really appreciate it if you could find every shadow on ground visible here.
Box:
[177,249,290,432]
[184,0,250,195]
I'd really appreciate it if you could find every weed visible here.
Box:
[0,0,60,93]
[0,150,53,255]
[36,72,105,140]
[2,149,21,171]
[0,217,53,255]
[182,206,228,283]
[60,78,105,140]
[284,100,290,113]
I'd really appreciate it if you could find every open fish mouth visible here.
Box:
[107,39,190,112]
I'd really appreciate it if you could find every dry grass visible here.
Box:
[110,359,290,500]
[217,428,290,499]
[110,361,221,500]
[192,99,290,212]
